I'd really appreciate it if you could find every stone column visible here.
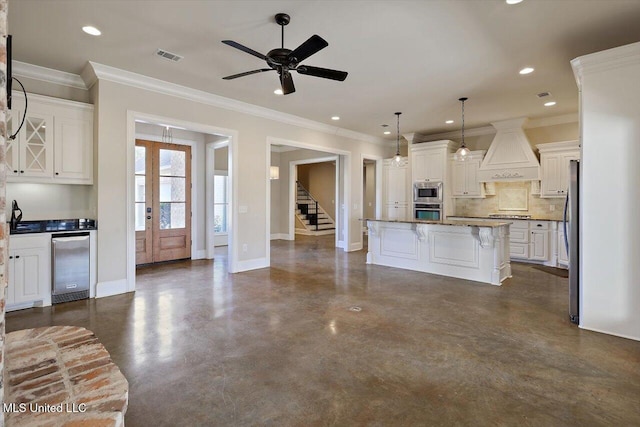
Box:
[0,1,8,426]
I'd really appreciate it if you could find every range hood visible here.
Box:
[478,118,540,182]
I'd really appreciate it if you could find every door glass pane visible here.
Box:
[26,117,46,144]
[135,203,146,231]
[135,175,146,202]
[159,149,186,177]
[135,146,146,174]
[160,203,185,229]
[159,177,186,202]
[214,204,227,233]
[214,175,227,203]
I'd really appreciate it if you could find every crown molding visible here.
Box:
[571,41,640,88]
[416,114,578,142]
[12,61,88,89]
[82,61,385,145]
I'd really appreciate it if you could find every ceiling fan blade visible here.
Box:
[296,65,348,81]
[280,71,296,95]
[222,69,274,80]
[287,35,328,63]
[221,40,267,61]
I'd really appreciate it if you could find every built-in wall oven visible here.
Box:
[414,181,442,203]
[414,203,442,221]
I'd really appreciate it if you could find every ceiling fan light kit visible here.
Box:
[222,13,348,95]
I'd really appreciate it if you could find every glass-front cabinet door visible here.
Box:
[6,103,54,179]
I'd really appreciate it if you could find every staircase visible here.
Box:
[296,181,335,235]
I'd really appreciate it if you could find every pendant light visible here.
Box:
[455,97,470,161]
[392,112,403,166]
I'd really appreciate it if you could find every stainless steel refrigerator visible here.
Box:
[563,160,579,324]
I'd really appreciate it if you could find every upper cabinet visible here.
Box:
[410,140,456,183]
[8,92,94,185]
[451,150,486,198]
[536,141,580,198]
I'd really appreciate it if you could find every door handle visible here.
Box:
[147,216,152,220]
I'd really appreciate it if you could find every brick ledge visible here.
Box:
[4,326,128,427]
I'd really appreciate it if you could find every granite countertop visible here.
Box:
[448,215,563,222]
[363,218,511,228]
[9,219,97,235]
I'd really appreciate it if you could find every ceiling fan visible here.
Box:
[221,13,348,95]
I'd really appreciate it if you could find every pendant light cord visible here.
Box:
[395,112,401,155]
[458,97,468,148]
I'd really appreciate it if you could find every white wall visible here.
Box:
[574,42,640,341]
[93,77,384,288]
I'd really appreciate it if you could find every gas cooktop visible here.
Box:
[488,214,532,219]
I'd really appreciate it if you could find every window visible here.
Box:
[214,174,228,233]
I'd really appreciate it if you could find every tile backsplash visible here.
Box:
[453,181,565,219]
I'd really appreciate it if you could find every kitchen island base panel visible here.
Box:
[366,221,511,286]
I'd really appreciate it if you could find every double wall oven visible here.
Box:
[413,181,443,221]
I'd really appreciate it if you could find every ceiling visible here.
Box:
[8,0,640,139]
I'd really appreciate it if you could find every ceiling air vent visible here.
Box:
[155,49,183,62]
[537,91,551,98]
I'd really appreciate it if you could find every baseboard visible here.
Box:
[96,278,128,298]
[337,240,345,249]
[348,241,364,252]
[270,233,291,240]
[579,325,640,342]
[235,257,269,272]
[295,228,336,236]
[192,250,207,260]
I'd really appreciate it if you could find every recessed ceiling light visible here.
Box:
[82,26,101,36]
[274,89,283,95]
[383,131,391,135]
[544,101,557,107]
[506,0,523,4]
[331,116,340,121]
[519,67,534,75]
[445,120,454,124]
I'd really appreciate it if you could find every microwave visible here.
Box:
[414,181,443,203]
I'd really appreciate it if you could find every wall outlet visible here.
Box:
[242,244,248,252]
[550,205,555,211]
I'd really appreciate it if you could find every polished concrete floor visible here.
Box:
[7,235,640,426]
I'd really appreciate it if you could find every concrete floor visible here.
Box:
[7,235,640,426]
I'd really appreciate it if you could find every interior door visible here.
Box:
[135,140,191,265]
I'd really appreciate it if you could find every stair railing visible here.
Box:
[296,181,320,231]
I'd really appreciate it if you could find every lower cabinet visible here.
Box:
[8,231,97,311]
[557,222,569,266]
[529,221,550,261]
[8,234,51,310]
[509,221,530,259]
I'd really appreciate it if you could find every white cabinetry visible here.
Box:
[410,140,455,183]
[451,151,486,198]
[529,221,550,261]
[383,158,408,220]
[7,234,51,310]
[536,141,580,198]
[557,221,569,267]
[7,92,93,184]
[509,220,530,259]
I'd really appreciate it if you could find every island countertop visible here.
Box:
[363,218,511,228]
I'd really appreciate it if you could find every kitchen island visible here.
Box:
[365,219,511,286]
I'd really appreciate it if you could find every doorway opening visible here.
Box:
[127,113,238,293]
[135,139,192,265]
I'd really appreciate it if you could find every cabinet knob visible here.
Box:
[55,172,59,176]
[13,170,17,173]
[15,255,20,259]
[20,170,24,173]
[9,256,12,260]
[537,224,542,227]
